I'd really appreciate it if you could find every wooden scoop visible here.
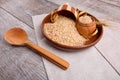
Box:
[4,27,69,70]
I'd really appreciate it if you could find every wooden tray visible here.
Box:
[41,10,103,50]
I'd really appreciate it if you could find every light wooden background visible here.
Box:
[0,0,120,80]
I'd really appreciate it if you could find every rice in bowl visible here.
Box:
[44,15,88,46]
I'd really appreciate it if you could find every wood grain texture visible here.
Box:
[33,14,120,80]
[0,8,48,80]
[0,0,58,28]
[84,0,120,22]
[99,0,120,7]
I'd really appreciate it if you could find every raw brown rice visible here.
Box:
[79,15,92,24]
[44,15,88,46]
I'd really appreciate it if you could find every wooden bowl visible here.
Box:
[41,10,103,50]
[76,15,97,38]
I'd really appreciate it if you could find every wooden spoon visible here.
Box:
[4,27,69,70]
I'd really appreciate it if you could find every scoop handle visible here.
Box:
[24,40,69,70]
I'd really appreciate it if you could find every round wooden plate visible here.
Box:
[41,10,103,50]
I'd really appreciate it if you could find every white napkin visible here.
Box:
[32,14,119,80]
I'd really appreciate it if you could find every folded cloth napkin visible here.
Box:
[32,14,114,80]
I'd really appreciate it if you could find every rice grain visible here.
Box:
[44,15,88,46]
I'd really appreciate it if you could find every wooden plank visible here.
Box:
[33,14,120,80]
[0,8,47,80]
[84,0,120,22]
[0,0,58,28]
[99,0,120,7]
[47,0,86,7]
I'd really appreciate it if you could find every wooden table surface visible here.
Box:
[0,0,120,80]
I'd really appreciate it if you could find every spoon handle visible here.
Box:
[24,40,69,70]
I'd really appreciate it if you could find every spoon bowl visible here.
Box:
[4,27,69,70]
[5,27,28,46]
